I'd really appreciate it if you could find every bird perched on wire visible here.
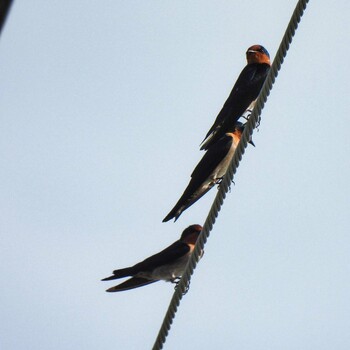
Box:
[102,225,202,292]
[200,45,270,151]
[163,122,254,222]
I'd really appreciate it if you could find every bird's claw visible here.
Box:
[216,178,234,192]
[216,178,225,190]
[172,278,191,295]
[255,117,261,129]
[171,277,181,285]
[239,108,253,122]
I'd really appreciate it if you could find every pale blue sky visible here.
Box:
[1,1,350,349]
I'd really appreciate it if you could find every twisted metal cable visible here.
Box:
[152,0,309,348]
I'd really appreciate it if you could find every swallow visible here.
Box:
[200,45,270,151]
[163,122,254,222]
[102,224,202,292]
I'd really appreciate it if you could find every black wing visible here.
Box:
[102,241,190,281]
[102,267,135,281]
[191,134,232,180]
[129,240,190,273]
[105,277,158,292]
[162,135,232,222]
[201,63,269,150]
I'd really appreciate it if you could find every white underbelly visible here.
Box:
[137,254,190,281]
[212,142,237,180]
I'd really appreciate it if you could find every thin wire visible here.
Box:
[152,0,310,348]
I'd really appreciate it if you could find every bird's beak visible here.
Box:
[247,49,257,54]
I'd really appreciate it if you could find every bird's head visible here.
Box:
[246,45,270,65]
[233,122,255,147]
[180,224,202,244]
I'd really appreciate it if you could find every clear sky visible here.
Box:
[1,1,350,349]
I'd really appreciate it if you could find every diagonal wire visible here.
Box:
[152,0,310,348]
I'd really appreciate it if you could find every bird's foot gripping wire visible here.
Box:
[171,277,181,284]
[241,109,252,121]
[226,179,235,193]
[255,116,261,130]
[216,178,234,193]
[171,277,190,295]
[242,109,261,130]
